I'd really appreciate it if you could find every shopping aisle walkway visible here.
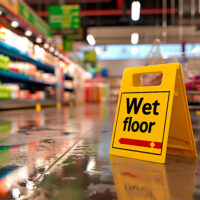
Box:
[0,104,200,199]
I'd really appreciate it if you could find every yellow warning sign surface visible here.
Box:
[112,92,169,155]
[110,63,197,163]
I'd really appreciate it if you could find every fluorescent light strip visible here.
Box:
[36,37,42,43]
[86,34,96,45]
[131,33,139,44]
[11,20,19,28]
[49,47,55,52]
[44,43,49,49]
[131,1,141,21]
[25,30,32,37]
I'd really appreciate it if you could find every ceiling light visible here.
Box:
[11,20,19,28]
[131,33,139,44]
[36,37,42,43]
[131,1,141,21]
[49,46,55,52]
[44,43,49,49]
[0,10,3,16]
[86,34,96,45]
[25,30,32,37]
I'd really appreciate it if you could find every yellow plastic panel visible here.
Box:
[110,63,197,163]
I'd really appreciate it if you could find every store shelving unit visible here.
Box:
[187,90,200,107]
[64,87,74,92]
[0,41,54,73]
[0,0,95,109]
[0,41,73,81]
[0,99,57,110]
[84,78,109,103]
[109,77,121,103]
[64,73,73,80]
[0,41,74,105]
[0,0,83,109]
[0,69,55,87]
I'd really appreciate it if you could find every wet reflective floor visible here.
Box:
[0,104,200,199]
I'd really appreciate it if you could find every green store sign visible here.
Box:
[19,2,52,37]
[49,5,80,30]
[63,39,72,52]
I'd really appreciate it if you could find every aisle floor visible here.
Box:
[0,104,200,199]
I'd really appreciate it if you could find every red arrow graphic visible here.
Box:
[119,138,162,149]
[121,172,138,178]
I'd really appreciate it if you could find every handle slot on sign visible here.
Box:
[133,72,163,87]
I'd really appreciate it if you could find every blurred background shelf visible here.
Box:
[187,91,200,107]
[0,69,55,88]
[0,41,73,80]
[0,41,55,73]
[187,91,200,95]
[64,73,73,80]
[64,87,74,92]
[0,99,57,110]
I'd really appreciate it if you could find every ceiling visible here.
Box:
[87,25,200,44]
[24,0,200,44]
[26,0,178,26]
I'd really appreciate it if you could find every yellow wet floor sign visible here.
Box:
[110,63,197,163]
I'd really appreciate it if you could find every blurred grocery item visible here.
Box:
[84,78,109,103]
[0,85,11,99]
[9,62,57,85]
[109,78,121,103]
[0,54,10,70]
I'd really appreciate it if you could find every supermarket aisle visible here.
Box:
[0,104,116,199]
[0,104,200,199]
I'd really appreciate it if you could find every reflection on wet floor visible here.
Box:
[111,155,196,200]
[0,104,200,199]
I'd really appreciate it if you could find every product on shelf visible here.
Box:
[60,61,70,75]
[0,85,11,99]
[109,78,121,103]
[9,62,37,74]
[0,25,56,67]
[63,92,71,102]
[33,45,56,66]
[84,78,109,103]
[0,83,56,100]
[8,62,57,85]
[64,81,73,89]
[5,84,19,99]
[0,54,10,70]
[0,25,31,53]
[184,75,200,92]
